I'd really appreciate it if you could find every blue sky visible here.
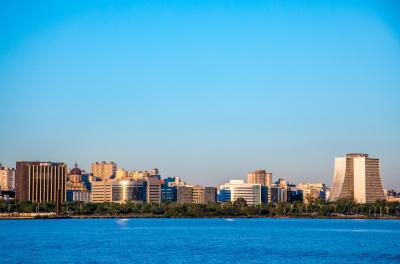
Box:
[1,1,399,189]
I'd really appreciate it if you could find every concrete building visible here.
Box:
[143,175,161,204]
[218,180,261,205]
[91,179,145,203]
[15,161,67,202]
[191,185,217,204]
[66,163,88,201]
[161,177,184,202]
[177,185,193,204]
[91,161,117,180]
[329,153,385,203]
[0,166,15,191]
[73,191,91,203]
[297,183,327,204]
[91,180,113,203]
[247,169,272,186]
[115,168,129,180]
[271,186,287,203]
[247,169,272,203]
[204,187,217,203]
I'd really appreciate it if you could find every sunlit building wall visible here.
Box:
[218,180,261,205]
[15,161,67,202]
[329,153,385,203]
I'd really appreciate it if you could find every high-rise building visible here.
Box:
[247,169,272,186]
[218,180,261,205]
[329,153,385,203]
[247,169,272,203]
[0,166,15,191]
[15,161,67,202]
[91,161,117,180]
[115,168,128,180]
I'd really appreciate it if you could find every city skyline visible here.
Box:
[0,152,396,192]
[1,1,400,189]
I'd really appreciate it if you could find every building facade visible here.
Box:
[0,166,15,191]
[247,169,272,186]
[177,185,193,204]
[271,186,287,204]
[91,161,117,180]
[15,161,67,202]
[91,179,145,203]
[247,169,272,203]
[329,153,385,203]
[218,180,261,205]
[143,175,161,203]
[297,183,327,204]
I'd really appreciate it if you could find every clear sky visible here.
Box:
[1,1,399,189]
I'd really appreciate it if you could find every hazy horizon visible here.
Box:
[1,1,399,189]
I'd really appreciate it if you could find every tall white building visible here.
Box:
[218,180,261,205]
[328,153,385,203]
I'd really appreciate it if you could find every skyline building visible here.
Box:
[218,180,261,205]
[192,185,217,204]
[143,174,161,204]
[0,166,15,191]
[15,161,67,203]
[247,169,272,203]
[91,179,145,203]
[329,153,385,203]
[247,169,272,186]
[91,161,117,180]
[66,163,88,201]
[177,185,193,204]
[115,168,129,180]
[297,183,327,204]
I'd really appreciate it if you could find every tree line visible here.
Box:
[0,198,399,218]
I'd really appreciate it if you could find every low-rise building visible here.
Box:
[177,185,193,204]
[218,180,261,205]
[297,183,327,204]
[91,179,145,203]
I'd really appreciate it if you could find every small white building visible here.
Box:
[218,180,261,205]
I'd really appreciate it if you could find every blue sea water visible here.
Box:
[0,218,399,263]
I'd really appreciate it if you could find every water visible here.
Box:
[0,218,399,263]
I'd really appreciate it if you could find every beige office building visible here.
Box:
[0,166,15,191]
[247,169,272,187]
[177,185,193,204]
[143,175,161,203]
[297,183,326,204]
[115,168,128,180]
[329,153,385,203]
[192,185,216,204]
[91,161,117,180]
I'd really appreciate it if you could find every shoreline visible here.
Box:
[1,214,400,220]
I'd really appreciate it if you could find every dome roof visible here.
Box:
[70,163,82,175]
